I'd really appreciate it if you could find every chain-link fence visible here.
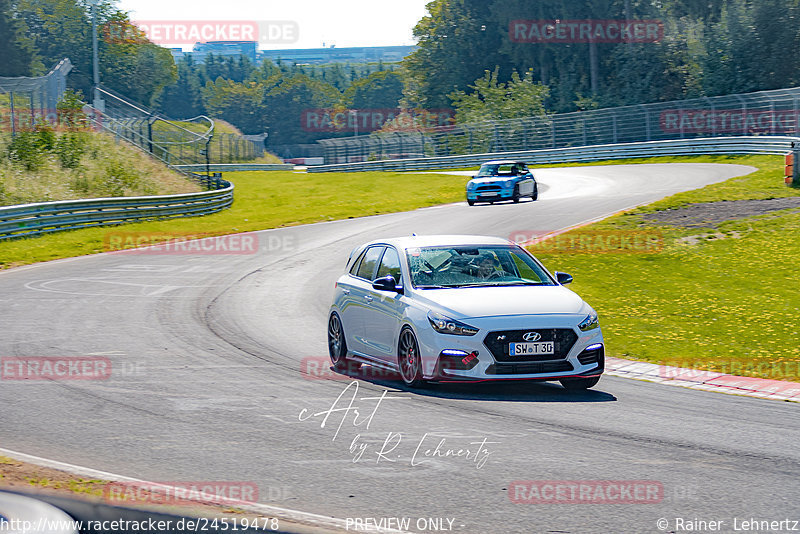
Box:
[318,87,800,164]
[0,59,73,136]
[94,85,264,168]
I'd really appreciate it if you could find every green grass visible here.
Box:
[528,154,800,381]
[0,129,201,206]
[0,169,468,268]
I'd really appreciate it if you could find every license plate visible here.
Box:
[479,192,495,196]
[510,342,554,356]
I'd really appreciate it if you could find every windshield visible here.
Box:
[406,245,555,288]
[476,163,523,177]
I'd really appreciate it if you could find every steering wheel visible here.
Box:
[485,270,503,281]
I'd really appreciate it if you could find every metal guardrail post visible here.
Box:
[9,92,16,138]
[793,144,800,186]
[205,135,213,177]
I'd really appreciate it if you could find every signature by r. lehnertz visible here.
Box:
[299,381,498,469]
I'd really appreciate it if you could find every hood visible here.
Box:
[468,176,512,186]
[415,285,588,319]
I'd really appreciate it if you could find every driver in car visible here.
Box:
[476,254,500,279]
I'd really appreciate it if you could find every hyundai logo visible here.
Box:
[522,332,541,342]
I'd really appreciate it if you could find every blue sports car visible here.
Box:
[466,160,539,206]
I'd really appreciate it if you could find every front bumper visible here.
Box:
[467,189,514,201]
[416,317,604,382]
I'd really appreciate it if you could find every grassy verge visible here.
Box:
[0,455,266,518]
[0,129,201,206]
[528,154,800,381]
[0,169,468,268]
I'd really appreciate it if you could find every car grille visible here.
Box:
[485,361,574,375]
[476,185,501,192]
[483,328,578,363]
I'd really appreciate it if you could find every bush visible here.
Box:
[6,126,56,170]
[100,161,155,196]
[71,174,91,195]
[55,132,88,169]
[56,90,90,131]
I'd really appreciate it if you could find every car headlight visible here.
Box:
[578,312,599,331]
[428,311,479,336]
[467,181,477,190]
[504,179,514,187]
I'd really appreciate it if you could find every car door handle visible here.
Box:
[364,295,373,303]
[341,288,350,294]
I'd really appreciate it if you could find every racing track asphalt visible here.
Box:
[2,163,799,533]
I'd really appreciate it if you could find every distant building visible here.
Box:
[169,43,415,65]
[258,45,416,65]
[189,41,258,63]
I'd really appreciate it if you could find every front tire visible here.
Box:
[398,327,425,387]
[512,185,521,203]
[531,184,539,201]
[467,199,475,206]
[560,376,600,390]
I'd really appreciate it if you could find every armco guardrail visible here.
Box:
[172,163,293,172]
[307,136,798,172]
[0,178,233,240]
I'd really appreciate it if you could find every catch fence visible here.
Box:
[318,87,800,164]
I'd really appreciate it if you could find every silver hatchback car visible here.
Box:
[327,235,604,389]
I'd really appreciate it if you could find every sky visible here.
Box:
[114,0,431,50]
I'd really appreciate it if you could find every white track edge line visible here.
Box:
[0,447,402,533]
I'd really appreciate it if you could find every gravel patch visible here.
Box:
[642,197,800,228]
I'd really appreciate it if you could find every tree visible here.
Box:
[343,70,403,109]
[449,67,548,123]
[0,0,40,75]
[201,78,266,134]
[262,73,341,144]
[155,56,205,118]
[403,0,509,108]
[13,0,175,104]
[100,16,177,105]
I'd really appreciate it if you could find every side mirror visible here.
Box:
[555,271,573,285]
[372,275,403,294]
